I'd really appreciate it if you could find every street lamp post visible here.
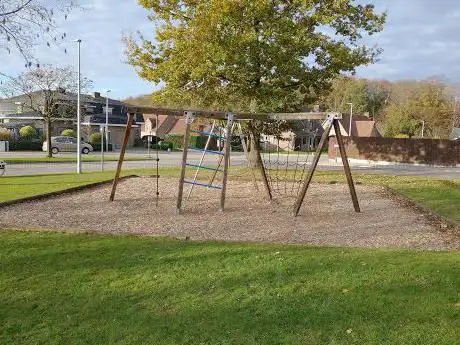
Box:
[105,89,111,152]
[347,102,353,137]
[75,39,82,174]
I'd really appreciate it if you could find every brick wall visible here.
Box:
[328,137,459,166]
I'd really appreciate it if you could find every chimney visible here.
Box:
[93,92,101,98]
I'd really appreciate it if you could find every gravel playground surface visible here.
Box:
[0,177,458,250]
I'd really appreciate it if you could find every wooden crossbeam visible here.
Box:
[124,105,339,121]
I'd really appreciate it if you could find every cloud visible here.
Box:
[356,0,460,82]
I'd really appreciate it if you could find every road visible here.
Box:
[1,151,459,179]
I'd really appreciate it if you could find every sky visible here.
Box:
[2,0,460,99]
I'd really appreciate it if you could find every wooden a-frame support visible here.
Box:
[292,115,360,216]
[110,112,135,202]
[110,110,358,217]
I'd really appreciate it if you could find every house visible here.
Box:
[329,113,381,137]
[0,91,145,149]
[262,120,323,151]
[327,113,382,160]
[450,128,460,140]
[141,114,220,149]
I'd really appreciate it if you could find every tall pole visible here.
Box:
[106,89,111,152]
[347,102,353,137]
[421,120,425,138]
[75,39,82,174]
[101,126,104,171]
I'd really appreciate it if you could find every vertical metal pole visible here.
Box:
[106,90,110,152]
[100,126,104,172]
[176,111,194,214]
[76,39,82,174]
[109,113,134,201]
[220,113,234,211]
[292,115,334,216]
[248,122,272,201]
[333,119,360,212]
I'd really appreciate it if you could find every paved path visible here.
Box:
[1,151,459,179]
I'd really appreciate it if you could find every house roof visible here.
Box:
[352,121,382,137]
[327,113,381,137]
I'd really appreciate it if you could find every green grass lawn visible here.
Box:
[0,231,458,345]
[0,168,180,203]
[0,156,151,164]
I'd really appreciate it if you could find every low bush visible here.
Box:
[19,126,38,140]
[164,134,184,149]
[0,128,11,141]
[9,139,43,151]
[88,132,102,144]
[91,143,113,152]
[61,129,77,137]
[151,142,173,150]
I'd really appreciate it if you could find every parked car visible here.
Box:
[42,136,93,154]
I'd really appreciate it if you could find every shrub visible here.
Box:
[151,141,173,150]
[88,132,102,144]
[19,125,38,139]
[61,129,77,137]
[91,143,113,152]
[9,139,42,151]
[164,134,184,149]
[0,128,11,141]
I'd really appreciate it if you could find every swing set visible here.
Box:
[109,107,360,217]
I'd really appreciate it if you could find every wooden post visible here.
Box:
[248,122,272,201]
[110,113,134,201]
[292,115,333,216]
[334,119,361,212]
[220,114,234,211]
[176,111,194,214]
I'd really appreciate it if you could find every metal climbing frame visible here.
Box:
[176,111,234,213]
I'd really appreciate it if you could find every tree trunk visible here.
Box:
[46,119,52,158]
[248,124,261,168]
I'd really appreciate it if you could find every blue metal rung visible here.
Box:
[186,163,224,173]
[190,130,226,140]
[184,180,223,190]
[188,147,225,155]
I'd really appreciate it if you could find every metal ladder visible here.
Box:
[176,111,234,213]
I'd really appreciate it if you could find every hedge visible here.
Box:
[91,143,113,152]
[9,139,43,151]
[150,142,173,150]
[164,134,184,149]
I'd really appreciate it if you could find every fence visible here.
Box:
[328,137,459,166]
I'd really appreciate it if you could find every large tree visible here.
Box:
[126,0,386,113]
[0,0,75,63]
[0,65,92,157]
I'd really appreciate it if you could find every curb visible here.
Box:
[0,175,137,209]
